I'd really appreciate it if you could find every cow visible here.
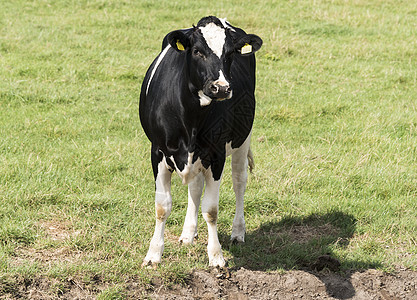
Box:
[139,16,262,267]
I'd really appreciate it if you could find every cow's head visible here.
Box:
[166,16,262,106]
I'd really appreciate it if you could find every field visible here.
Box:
[1,0,417,298]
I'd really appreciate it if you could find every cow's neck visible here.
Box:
[164,71,213,167]
[181,67,213,134]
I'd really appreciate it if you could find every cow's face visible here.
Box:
[167,17,262,105]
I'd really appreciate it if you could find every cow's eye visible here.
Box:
[193,49,205,58]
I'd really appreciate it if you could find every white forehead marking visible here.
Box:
[199,23,226,58]
[219,18,236,32]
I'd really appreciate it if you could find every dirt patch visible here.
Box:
[8,219,84,269]
[2,267,416,299]
[12,247,84,268]
[36,219,81,242]
[159,267,417,300]
[0,276,99,300]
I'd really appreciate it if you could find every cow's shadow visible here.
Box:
[220,210,381,299]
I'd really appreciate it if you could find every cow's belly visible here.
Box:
[168,132,252,185]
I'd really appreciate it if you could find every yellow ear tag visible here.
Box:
[241,43,252,54]
[176,40,185,51]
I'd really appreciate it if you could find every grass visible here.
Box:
[1,0,417,297]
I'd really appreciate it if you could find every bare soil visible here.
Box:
[146,267,417,299]
[2,267,416,299]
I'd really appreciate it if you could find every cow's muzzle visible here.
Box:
[204,81,232,101]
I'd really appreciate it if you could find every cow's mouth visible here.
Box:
[213,96,226,101]
[207,90,233,102]
[214,90,233,101]
[197,90,232,106]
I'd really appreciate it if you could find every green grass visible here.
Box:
[1,0,417,297]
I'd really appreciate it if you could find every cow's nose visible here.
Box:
[210,83,219,93]
[210,82,232,100]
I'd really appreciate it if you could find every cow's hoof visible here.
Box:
[179,236,194,245]
[179,232,197,245]
[209,255,226,268]
[141,260,159,269]
[142,251,162,269]
[231,221,246,243]
[230,234,245,244]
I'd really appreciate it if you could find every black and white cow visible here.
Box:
[139,16,262,267]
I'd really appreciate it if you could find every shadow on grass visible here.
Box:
[221,210,382,300]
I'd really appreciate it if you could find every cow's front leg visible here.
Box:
[142,155,172,267]
[180,172,204,245]
[201,168,225,267]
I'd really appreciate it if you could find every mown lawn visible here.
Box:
[1,0,417,297]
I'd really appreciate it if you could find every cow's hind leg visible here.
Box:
[180,172,204,244]
[142,151,172,267]
[231,136,252,243]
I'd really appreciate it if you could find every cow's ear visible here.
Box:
[235,34,263,56]
[167,30,190,52]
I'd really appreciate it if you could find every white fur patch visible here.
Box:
[199,23,226,58]
[146,44,171,95]
[198,90,212,106]
[219,18,236,32]
[217,70,228,86]
[215,71,232,100]
[170,152,203,185]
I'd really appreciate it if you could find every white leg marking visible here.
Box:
[230,134,252,243]
[142,159,172,267]
[201,168,225,267]
[180,172,204,244]
[146,45,171,95]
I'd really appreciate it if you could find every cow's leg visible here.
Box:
[231,135,252,243]
[179,172,204,244]
[201,168,225,267]
[142,152,172,267]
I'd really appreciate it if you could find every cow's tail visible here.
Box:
[248,147,255,174]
